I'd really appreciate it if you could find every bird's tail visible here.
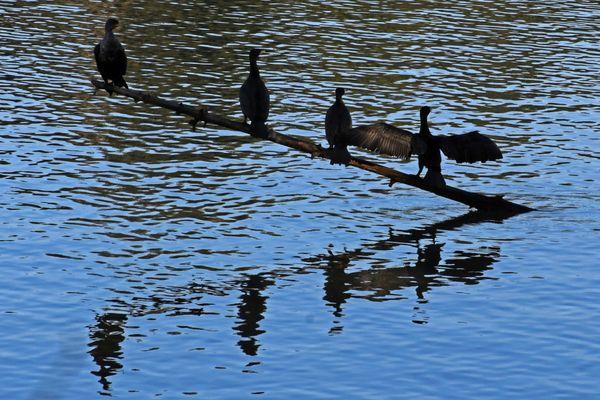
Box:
[330,145,351,166]
[114,76,128,89]
[250,120,270,139]
[424,169,446,188]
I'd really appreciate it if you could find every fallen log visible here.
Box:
[90,79,534,214]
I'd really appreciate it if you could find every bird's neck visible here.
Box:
[420,114,431,136]
[335,95,343,104]
[104,29,115,38]
[249,60,260,77]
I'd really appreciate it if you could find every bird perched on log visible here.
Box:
[94,17,128,96]
[345,106,503,187]
[325,87,352,165]
[239,49,270,138]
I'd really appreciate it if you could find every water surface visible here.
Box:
[1,1,599,398]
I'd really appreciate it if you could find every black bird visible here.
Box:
[346,106,503,187]
[94,17,128,95]
[239,49,270,138]
[325,87,352,165]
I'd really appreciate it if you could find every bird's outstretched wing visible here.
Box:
[437,131,502,163]
[345,123,426,159]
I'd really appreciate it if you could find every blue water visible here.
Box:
[1,1,599,398]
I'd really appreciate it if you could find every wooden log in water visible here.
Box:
[90,79,534,214]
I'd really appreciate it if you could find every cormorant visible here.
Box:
[346,106,503,187]
[94,17,128,95]
[325,87,352,165]
[239,49,270,138]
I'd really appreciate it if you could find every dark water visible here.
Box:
[1,1,599,398]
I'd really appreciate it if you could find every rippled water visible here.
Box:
[1,1,599,398]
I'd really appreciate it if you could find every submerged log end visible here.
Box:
[470,194,534,214]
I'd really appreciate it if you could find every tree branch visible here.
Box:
[90,79,534,214]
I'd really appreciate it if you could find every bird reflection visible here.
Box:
[442,249,499,285]
[414,242,444,298]
[307,211,509,319]
[233,274,272,356]
[322,251,353,318]
[88,311,127,393]
[83,213,509,371]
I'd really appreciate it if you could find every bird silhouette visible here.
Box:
[346,106,503,187]
[325,87,353,165]
[239,49,270,138]
[94,17,128,96]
